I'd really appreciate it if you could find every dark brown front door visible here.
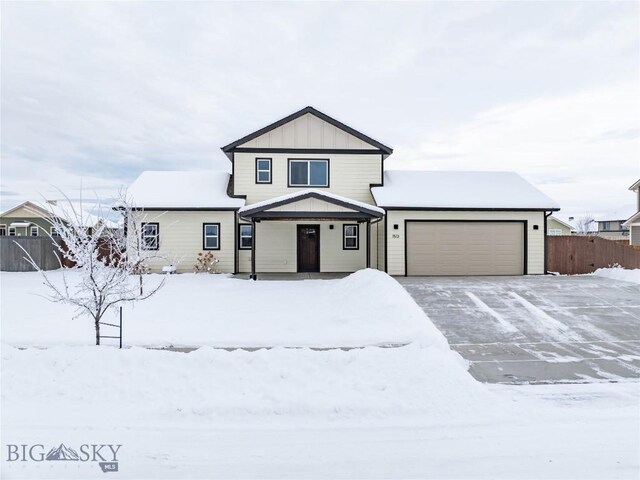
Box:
[297,225,320,272]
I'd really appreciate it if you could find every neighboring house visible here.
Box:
[547,216,575,236]
[623,178,640,246]
[126,106,559,277]
[0,200,108,237]
[595,205,635,240]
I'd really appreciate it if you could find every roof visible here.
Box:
[2,200,105,228]
[549,216,575,230]
[595,204,636,222]
[623,210,640,226]
[629,178,640,191]
[126,171,245,209]
[239,189,385,218]
[9,221,33,228]
[221,106,393,157]
[371,171,560,210]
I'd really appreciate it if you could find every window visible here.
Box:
[547,228,562,236]
[343,224,359,250]
[255,158,272,184]
[602,221,611,231]
[0,225,6,236]
[239,224,253,249]
[203,223,220,250]
[142,222,159,250]
[8,227,16,236]
[288,159,329,187]
[50,226,62,236]
[30,226,39,236]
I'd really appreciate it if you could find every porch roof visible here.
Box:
[238,190,384,220]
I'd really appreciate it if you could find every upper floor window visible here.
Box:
[30,226,39,236]
[255,158,272,184]
[238,224,253,249]
[51,226,62,237]
[547,228,562,236]
[8,227,16,236]
[203,223,220,250]
[142,222,159,250]
[288,159,329,187]
[602,221,610,231]
[0,225,6,236]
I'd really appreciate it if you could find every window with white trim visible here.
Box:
[547,228,563,236]
[343,224,359,250]
[0,225,6,236]
[256,158,272,184]
[288,159,328,187]
[203,223,220,250]
[239,224,253,249]
[51,226,62,236]
[142,223,159,250]
[30,226,39,236]
[8,227,16,236]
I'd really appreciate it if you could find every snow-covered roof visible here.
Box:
[549,216,575,230]
[595,204,636,222]
[623,210,640,227]
[239,189,385,216]
[127,171,245,209]
[371,171,560,210]
[629,178,640,191]
[9,221,33,228]
[29,201,105,228]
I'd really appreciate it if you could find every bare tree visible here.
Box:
[19,193,166,345]
[575,214,596,236]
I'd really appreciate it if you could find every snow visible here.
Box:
[1,269,434,347]
[1,269,638,478]
[592,267,640,284]
[372,170,560,209]
[239,189,385,215]
[126,170,245,209]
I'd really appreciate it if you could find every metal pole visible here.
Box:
[119,306,122,349]
[366,219,371,269]
[251,219,256,280]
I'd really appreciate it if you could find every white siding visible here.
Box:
[129,211,236,274]
[385,210,546,275]
[238,220,372,273]
[233,152,382,205]
[239,113,378,150]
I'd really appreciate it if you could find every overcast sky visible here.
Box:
[1,1,639,219]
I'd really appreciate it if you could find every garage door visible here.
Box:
[406,221,524,276]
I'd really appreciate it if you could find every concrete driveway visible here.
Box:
[398,275,640,384]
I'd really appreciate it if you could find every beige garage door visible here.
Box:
[406,221,525,276]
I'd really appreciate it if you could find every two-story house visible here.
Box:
[623,178,640,246]
[127,107,559,277]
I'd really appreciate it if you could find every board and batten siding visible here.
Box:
[233,152,383,205]
[129,211,236,274]
[238,220,377,273]
[238,113,379,151]
[385,210,546,275]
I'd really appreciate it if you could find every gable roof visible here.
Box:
[221,106,393,157]
[629,178,640,191]
[238,189,384,218]
[371,171,560,210]
[1,200,105,228]
[126,171,245,209]
[549,216,575,230]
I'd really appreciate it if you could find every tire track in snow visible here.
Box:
[465,292,519,334]
[508,292,584,342]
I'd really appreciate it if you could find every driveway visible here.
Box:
[398,275,640,384]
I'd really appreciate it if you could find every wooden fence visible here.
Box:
[0,237,63,272]
[547,235,640,274]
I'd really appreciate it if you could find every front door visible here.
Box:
[297,225,320,272]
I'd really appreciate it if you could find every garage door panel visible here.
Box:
[406,222,524,276]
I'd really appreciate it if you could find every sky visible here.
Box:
[1,1,639,220]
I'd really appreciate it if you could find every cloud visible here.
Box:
[387,82,640,217]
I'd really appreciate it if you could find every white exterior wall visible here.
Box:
[129,211,236,274]
[238,113,378,151]
[238,220,376,273]
[385,210,546,276]
[233,152,382,205]
[547,218,572,236]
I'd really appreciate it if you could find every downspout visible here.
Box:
[544,211,552,275]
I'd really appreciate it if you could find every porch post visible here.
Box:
[366,219,371,269]
[250,218,257,280]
